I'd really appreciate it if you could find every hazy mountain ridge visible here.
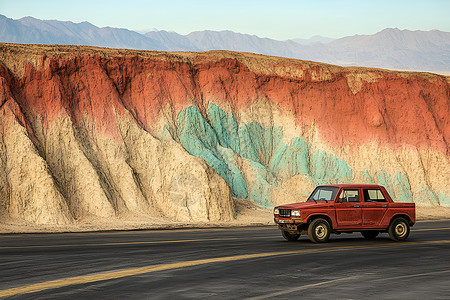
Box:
[0,14,166,50]
[324,28,450,70]
[1,14,449,72]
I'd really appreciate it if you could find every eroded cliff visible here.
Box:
[0,43,448,226]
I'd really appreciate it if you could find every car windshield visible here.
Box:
[308,186,339,202]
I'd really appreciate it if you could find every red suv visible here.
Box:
[274,184,415,243]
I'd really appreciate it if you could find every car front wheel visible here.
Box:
[308,218,331,243]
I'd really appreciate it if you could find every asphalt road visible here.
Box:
[0,220,449,299]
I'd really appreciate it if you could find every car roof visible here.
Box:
[317,184,384,188]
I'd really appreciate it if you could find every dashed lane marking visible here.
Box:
[0,239,449,297]
[246,276,360,300]
[1,227,448,250]
[246,269,450,299]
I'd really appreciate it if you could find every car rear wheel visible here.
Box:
[308,218,331,243]
[388,217,410,241]
[281,231,300,241]
[361,231,379,239]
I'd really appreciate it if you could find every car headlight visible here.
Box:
[273,208,279,215]
[291,210,301,217]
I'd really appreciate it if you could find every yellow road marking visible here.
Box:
[0,238,239,250]
[413,227,450,232]
[0,239,449,297]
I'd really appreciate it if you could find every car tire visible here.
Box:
[308,218,331,243]
[282,231,300,241]
[361,231,379,239]
[388,217,410,241]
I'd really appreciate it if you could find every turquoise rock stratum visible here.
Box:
[168,103,356,207]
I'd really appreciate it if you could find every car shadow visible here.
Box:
[280,234,419,245]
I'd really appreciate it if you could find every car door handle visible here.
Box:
[381,205,387,208]
[353,205,360,208]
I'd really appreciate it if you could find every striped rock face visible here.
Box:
[0,44,448,225]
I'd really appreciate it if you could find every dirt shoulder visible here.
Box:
[416,206,450,221]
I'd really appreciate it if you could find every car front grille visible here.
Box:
[279,209,291,218]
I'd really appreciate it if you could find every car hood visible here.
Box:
[277,201,332,210]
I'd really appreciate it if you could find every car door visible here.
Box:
[361,189,388,226]
[334,189,362,227]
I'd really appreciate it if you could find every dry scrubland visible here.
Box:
[0,43,449,233]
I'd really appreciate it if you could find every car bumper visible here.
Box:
[274,217,305,224]
[274,217,306,233]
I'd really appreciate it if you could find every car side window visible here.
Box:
[338,189,359,203]
[363,189,386,202]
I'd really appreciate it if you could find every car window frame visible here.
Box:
[363,188,387,203]
[337,188,360,203]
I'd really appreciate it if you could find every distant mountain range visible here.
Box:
[1,14,449,73]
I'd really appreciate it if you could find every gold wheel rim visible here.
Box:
[315,224,327,239]
[395,222,407,238]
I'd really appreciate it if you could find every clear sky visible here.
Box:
[1,0,449,40]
